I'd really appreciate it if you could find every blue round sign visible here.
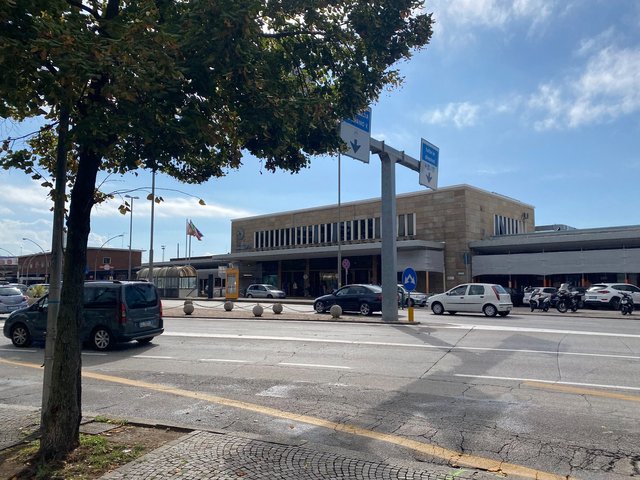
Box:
[402,267,417,292]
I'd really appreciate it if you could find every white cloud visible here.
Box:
[528,44,640,130]
[421,102,480,127]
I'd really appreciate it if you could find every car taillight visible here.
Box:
[597,290,610,294]
[491,285,501,300]
[119,302,127,325]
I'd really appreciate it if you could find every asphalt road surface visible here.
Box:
[1,307,639,479]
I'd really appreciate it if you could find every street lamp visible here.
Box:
[22,237,48,282]
[93,234,124,280]
[125,195,139,280]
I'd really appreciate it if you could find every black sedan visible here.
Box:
[313,284,383,316]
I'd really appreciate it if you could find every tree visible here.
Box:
[0,0,433,460]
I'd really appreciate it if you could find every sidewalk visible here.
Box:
[0,404,498,479]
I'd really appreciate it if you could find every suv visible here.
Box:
[245,284,286,299]
[3,281,163,350]
[427,283,512,317]
[584,283,640,309]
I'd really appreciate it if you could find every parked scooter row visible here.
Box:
[529,287,581,313]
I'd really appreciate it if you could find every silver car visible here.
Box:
[0,286,29,314]
[245,284,286,299]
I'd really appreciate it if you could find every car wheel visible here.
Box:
[137,337,153,345]
[610,297,621,310]
[91,327,112,351]
[267,294,273,299]
[359,302,372,316]
[314,301,326,313]
[483,304,498,317]
[246,294,253,298]
[431,302,444,315]
[10,324,32,348]
[498,311,509,317]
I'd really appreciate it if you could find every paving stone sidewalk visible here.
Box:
[100,430,494,480]
[1,404,496,480]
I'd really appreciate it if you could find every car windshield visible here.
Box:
[587,284,607,291]
[0,287,21,296]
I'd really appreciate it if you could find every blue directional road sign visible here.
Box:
[402,267,417,292]
[419,138,439,190]
[340,108,372,163]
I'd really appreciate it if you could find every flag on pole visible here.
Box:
[187,219,203,241]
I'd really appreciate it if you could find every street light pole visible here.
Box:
[125,195,139,280]
[93,234,124,280]
[22,237,48,282]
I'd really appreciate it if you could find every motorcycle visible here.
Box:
[530,292,551,312]
[555,289,579,313]
[620,291,634,315]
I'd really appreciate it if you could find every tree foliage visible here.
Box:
[0,0,433,460]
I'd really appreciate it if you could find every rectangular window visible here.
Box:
[102,256,111,265]
[398,214,406,237]
[374,217,381,238]
[407,213,415,236]
[367,219,373,239]
[254,232,258,248]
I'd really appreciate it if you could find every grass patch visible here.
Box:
[92,416,129,426]
[9,433,144,479]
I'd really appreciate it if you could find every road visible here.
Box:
[1,306,639,479]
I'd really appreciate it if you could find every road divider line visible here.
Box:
[279,362,351,370]
[164,331,640,360]
[199,358,250,363]
[523,381,640,403]
[455,374,640,397]
[132,355,174,360]
[0,357,572,480]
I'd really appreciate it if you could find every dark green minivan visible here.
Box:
[3,281,163,350]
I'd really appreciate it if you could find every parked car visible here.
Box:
[584,283,640,310]
[7,283,28,294]
[314,284,382,315]
[0,286,29,314]
[3,281,163,350]
[427,283,512,317]
[245,284,286,299]
[523,287,557,305]
[504,287,524,307]
[397,284,429,307]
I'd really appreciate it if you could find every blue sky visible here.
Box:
[1,0,639,262]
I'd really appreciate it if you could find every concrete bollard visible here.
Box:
[183,299,194,315]
[223,301,233,311]
[253,304,264,317]
[330,304,342,318]
[272,303,283,314]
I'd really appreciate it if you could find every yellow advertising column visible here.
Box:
[225,268,239,300]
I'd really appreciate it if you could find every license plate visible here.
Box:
[587,296,596,300]
[139,320,154,328]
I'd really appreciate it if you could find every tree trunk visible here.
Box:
[38,146,101,460]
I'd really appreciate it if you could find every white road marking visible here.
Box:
[164,332,640,360]
[438,323,640,339]
[279,362,351,370]
[199,358,250,363]
[454,374,640,392]
[132,355,174,359]
[256,385,296,398]
[0,348,38,353]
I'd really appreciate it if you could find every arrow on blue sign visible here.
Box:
[350,139,361,153]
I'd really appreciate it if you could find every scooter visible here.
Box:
[620,292,633,315]
[530,292,551,312]
[556,290,579,313]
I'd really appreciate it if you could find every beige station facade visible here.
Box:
[225,184,535,297]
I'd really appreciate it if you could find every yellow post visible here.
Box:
[408,306,414,322]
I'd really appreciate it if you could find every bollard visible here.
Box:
[252,304,264,317]
[183,299,194,315]
[272,303,283,314]
[330,304,342,318]
[223,301,233,311]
